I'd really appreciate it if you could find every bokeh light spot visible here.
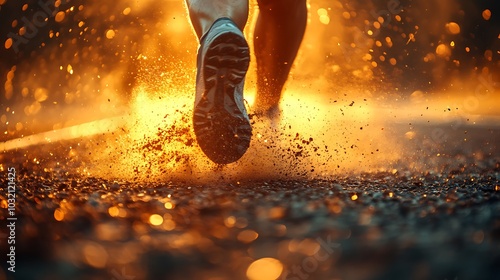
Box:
[149,214,163,226]
[54,208,64,221]
[162,219,176,231]
[237,229,259,243]
[164,201,174,209]
[246,258,283,280]
[436,44,451,58]
[83,242,108,268]
[224,216,236,228]
[445,22,461,34]
[108,206,119,217]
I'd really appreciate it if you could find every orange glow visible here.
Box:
[246,258,283,280]
[351,194,358,201]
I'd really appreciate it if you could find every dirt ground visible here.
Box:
[1,122,499,280]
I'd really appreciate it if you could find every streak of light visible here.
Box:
[0,116,126,151]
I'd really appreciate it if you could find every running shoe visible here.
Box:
[193,18,252,164]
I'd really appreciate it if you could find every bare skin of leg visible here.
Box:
[185,0,249,40]
[185,0,307,113]
[253,0,307,113]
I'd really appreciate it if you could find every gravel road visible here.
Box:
[1,123,499,280]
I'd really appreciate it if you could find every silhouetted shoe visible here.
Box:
[193,18,252,164]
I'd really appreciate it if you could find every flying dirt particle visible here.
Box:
[55,11,65,23]
[445,22,460,35]
[482,9,491,21]
[4,38,12,49]
[484,50,493,61]
[123,7,131,15]
[410,90,425,103]
[106,29,116,39]
[436,44,451,58]
[405,131,416,140]
[34,88,49,102]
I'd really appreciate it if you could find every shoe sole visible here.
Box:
[193,32,252,164]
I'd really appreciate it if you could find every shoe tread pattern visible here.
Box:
[193,32,252,164]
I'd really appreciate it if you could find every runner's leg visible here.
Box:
[186,0,249,39]
[253,0,307,113]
